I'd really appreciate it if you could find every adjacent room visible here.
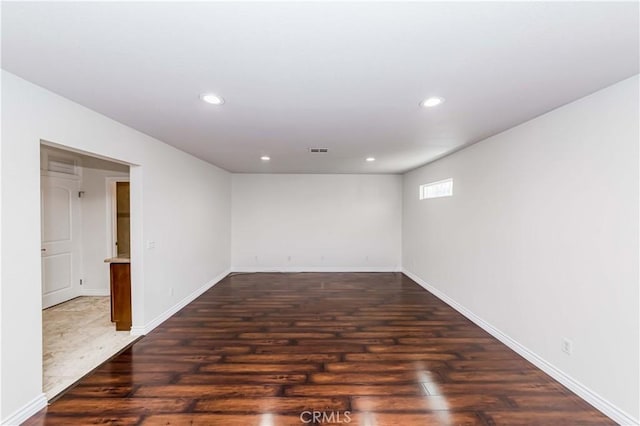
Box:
[39,145,136,399]
[1,2,638,425]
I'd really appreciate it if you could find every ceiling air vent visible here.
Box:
[48,156,79,175]
[309,148,329,153]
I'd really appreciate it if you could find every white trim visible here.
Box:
[1,393,47,426]
[128,166,144,339]
[80,288,110,296]
[402,269,639,426]
[231,266,402,273]
[130,269,230,336]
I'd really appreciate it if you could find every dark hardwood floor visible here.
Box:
[26,272,613,425]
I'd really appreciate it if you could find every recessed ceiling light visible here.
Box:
[260,156,270,161]
[420,96,444,108]
[200,93,224,105]
[366,157,376,162]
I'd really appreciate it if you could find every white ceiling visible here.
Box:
[2,2,638,174]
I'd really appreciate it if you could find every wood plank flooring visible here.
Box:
[25,272,613,425]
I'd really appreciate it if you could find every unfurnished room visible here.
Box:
[0,2,638,425]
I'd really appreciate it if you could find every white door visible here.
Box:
[41,175,81,308]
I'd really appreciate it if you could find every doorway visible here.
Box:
[108,179,131,259]
[40,144,137,400]
[115,182,130,257]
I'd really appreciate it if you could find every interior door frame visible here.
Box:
[106,177,130,258]
[40,140,143,335]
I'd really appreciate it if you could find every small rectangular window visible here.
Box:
[420,178,453,200]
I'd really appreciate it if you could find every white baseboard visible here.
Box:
[403,269,638,426]
[1,393,47,426]
[130,269,230,336]
[231,266,401,273]
[80,288,110,296]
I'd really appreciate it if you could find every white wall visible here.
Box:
[79,159,129,295]
[232,174,402,271]
[2,67,636,424]
[403,75,639,422]
[0,70,231,422]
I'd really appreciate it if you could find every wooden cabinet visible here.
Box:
[106,259,132,331]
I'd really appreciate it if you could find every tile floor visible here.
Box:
[42,296,138,400]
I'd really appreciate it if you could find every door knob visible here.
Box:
[41,248,46,252]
